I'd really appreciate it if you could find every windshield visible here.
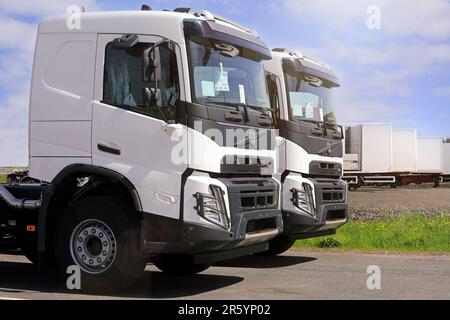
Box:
[187,36,270,110]
[285,72,337,124]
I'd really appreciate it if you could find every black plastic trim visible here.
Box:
[37,164,143,253]
[179,168,194,222]
[282,178,348,236]
[279,119,343,158]
[309,161,343,177]
[97,143,121,155]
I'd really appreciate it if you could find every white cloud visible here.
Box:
[296,39,450,101]
[0,37,34,166]
[0,0,100,166]
[0,84,30,166]
[0,0,98,16]
[277,0,450,40]
[276,1,450,133]
[381,0,450,40]
[0,15,37,52]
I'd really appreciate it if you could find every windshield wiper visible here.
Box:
[293,117,321,124]
[200,100,240,110]
[200,100,270,111]
[293,117,337,127]
[199,100,274,124]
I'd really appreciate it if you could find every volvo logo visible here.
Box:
[317,141,340,156]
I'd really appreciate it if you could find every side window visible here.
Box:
[103,41,180,121]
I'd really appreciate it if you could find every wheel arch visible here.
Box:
[37,164,143,254]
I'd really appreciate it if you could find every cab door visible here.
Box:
[92,34,187,219]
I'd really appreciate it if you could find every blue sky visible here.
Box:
[0,0,449,166]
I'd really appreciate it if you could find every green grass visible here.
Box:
[294,214,450,253]
[0,175,5,183]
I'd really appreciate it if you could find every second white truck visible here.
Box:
[263,49,348,255]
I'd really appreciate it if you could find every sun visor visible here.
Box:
[183,19,272,60]
[282,58,340,87]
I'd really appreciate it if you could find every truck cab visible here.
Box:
[263,49,348,255]
[0,8,283,291]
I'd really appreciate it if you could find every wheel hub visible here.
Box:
[70,219,117,274]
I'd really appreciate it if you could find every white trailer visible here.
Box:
[392,129,417,173]
[343,123,396,187]
[417,137,443,173]
[343,125,442,189]
[443,142,450,181]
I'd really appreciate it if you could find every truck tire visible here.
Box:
[53,197,147,292]
[255,236,296,256]
[151,254,211,275]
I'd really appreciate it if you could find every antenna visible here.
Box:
[141,4,152,11]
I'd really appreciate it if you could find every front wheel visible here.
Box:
[255,236,296,256]
[151,254,211,275]
[53,197,147,293]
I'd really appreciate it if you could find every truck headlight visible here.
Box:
[194,185,230,229]
[291,183,316,217]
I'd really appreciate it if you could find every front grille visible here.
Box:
[219,177,279,213]
[310,178,346,205]
[322,189,344,202]
[309,161,342,177]
[240,190,275,211]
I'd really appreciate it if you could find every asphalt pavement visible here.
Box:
[0,250,449,300]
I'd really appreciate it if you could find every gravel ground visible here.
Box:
[348,184,450,221]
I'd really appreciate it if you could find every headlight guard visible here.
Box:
[291,183,316,217]
[194,185,230,229]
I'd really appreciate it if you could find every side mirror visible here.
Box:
[143,45,161,82]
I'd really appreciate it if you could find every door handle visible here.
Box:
[97,143,121,155]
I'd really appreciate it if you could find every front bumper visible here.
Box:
[282,177,348,238]
[141,175,283,263]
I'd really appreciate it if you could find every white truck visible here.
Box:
[262,49,348,255]
[0,7,284,291]
[343,124,442,189]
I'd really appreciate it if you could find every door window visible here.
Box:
[103,41,180,121]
